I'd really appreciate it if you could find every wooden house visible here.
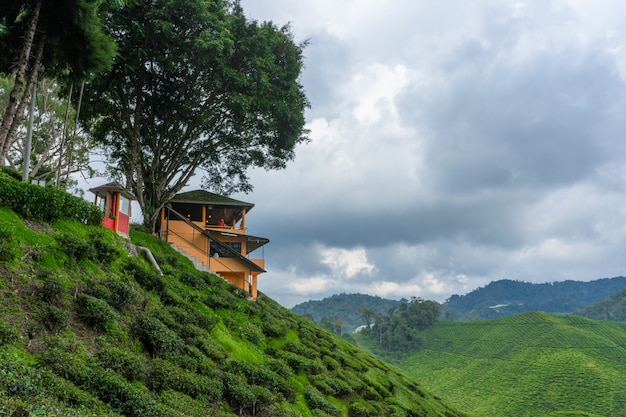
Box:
[158,190,269,299]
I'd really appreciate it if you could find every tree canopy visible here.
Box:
[81,0,310,231]
[0,0,116,166]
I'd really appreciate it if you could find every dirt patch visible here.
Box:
[23,219,50,234]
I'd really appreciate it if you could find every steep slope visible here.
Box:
[0,205,465,417]
[355,312,626,417]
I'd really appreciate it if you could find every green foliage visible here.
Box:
[81,0,310,231]
[76,293,117,331]
[304,385,338,415]
[0,318,19,346]
[40,304,69,332]
[348,400,379,417]
[149,358,223,401]
[124,257,165,293]
[292,293,403,332]
[91,278,139,311]
[574,287,626,321]
[133,315,182,358]
[38,271,70,306]
[96,348,146,382]
[0,173,103,224]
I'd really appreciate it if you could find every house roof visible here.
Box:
[89,182,136,200]
[171,190,254,210]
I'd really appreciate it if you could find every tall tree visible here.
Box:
[0,0,116,165]
[80,0,310,231]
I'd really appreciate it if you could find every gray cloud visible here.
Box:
[220,1,626,307]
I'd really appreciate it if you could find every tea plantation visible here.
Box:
[355,311,626,417]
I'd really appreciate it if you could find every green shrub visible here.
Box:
[56,233,95,262]
[96,348,146,381]
[40,304,69,332]
[304,385,338,415]
[89,230,121,263]
[0,174,102,224]
[1,166,21,180]
[76,293,117,331]
[348,400,378,417]
[125,257,165,293]
[86,367,160,417]
[0,319,19,346]
[178,270,206,289]
[133,315,182,358]
[149,358,223,401]
[237,321,264,344]
[39,273,68,304]
[0,361,43,397]
[92,278,139,311]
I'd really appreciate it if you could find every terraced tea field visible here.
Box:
[362,312,626,417]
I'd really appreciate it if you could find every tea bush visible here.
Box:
[39,273,68,305]
[91,278,138,311]
[133,315,182,358]
[40,304,69,332]
[0,319,19,346]
[56,233,96,262]
[149,358,223,401]
[348,400,378,417]
[76,293,117,331]
[304,385,338,415]
[96,348,146,381]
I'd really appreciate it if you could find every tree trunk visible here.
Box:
[4,34,46,165]
[0,0,43,165]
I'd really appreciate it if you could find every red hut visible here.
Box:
[89,182,135,237]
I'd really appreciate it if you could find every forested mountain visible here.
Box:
[442,278,626,321]
[574,287,626,321]
[291,293,403,332]
[354,311,626,417]
[292,278,626,331]
[0,178,465,417]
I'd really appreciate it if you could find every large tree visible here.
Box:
[0,0,117,165]
[81,0,310,231]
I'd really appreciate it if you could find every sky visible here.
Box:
[85,1,626,308]
[224,0,626,308]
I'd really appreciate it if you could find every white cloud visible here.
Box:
[319,246,376,279]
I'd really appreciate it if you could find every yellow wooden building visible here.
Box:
[158,190,269,299]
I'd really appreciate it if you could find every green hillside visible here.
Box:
[0,185,465,417]
[355,312,626,417]
[575,288,626,322]
[442,278,626,321]
[291,293,403,332]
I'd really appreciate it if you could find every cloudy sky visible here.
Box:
[219,0,626,308]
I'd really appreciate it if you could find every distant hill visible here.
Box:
[442,278,626,321]
[354,311,626,417]
[291,293,403,332]
[290,278,626,331]
[574,287,626,321]
[0,182,466,417]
